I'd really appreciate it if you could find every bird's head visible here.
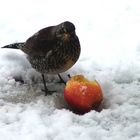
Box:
[55,21,76,42]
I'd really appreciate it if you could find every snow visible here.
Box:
[0,0,140,139]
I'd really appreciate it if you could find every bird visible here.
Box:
[2,21,81,95]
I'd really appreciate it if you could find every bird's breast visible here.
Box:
[27,54,77,74]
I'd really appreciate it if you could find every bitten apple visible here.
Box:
[64,75,103,114]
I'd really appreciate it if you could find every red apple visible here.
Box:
[64,75,103,114]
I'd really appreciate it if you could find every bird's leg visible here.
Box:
[57,74,71,85]
[57,74,66,85]
[42,74,49,96]
[41,74,55,96]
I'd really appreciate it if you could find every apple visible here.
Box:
[64,75,103,114]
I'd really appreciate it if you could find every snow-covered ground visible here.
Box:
[0,0,140,139]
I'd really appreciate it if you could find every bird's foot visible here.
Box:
[42,89,56,96]
[57,74,66,85]
[41,74,56,96]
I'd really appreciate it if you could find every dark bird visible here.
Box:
[2,21,81,95]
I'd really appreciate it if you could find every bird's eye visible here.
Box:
[63,28,67,33]
[57,27,67,34]
[60,28,64,34]
[55,26,68,38]
[56,29,63,38]
[60,27,67,34]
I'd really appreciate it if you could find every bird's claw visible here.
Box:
[42,89,56,96]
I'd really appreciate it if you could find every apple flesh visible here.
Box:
[64,75,103,114]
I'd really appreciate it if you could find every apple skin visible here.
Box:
[64,75,103,114]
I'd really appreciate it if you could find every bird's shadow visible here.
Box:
[0,75,69,110]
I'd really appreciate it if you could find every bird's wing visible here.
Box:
[22,26,56,56]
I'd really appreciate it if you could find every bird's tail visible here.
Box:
[1,42,25,49]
